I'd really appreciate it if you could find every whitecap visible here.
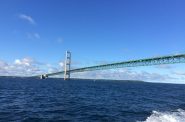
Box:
[140,109,185,122]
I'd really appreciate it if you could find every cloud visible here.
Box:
[0,58,46,76]
[19,14,36,25]
[172,71,185,76]
[57,37,63,43]
[0,60,9,73]
[45,63,63,74]
[0,60,8,67]
[71,69,176,83]
[0,58,183,83]
[14,58,34,66]
[48,67,60,73]
[27,32,40,39]
[155,64,173,69]
[94,60,114,65]
[59,61,64,68]
[33,33,40,39]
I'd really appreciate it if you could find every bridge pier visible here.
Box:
[40,74,48,79]
[64,51,71,80]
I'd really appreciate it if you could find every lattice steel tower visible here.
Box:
[64,51,71,80]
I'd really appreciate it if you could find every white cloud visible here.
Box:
[0,57,68,77]
[19,14,36,25]
[0,58,45,76]
[33,33,40,39]
[172,71,185,76]
[71,69,178,83]
[14,58,34,66]
[48,67,59,73]
[155,64,173,69]
[59,61,64,68]
[57,37,63,43]
[0,58,184,83]
[27,32,40,39]
[45,63,62,73]
[0,60,8,67]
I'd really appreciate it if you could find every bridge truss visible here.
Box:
[42,54,185,78]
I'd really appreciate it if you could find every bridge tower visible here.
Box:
[64,51,71,80]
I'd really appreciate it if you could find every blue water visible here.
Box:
[0,77,185,122]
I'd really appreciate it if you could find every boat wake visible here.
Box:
[141,109,185,122]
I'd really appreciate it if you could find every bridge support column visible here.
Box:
[64,51,71,80]
[40,74,48,79]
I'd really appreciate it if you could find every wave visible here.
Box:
[141,109,185,122]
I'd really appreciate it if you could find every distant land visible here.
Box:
[0,76,145,83]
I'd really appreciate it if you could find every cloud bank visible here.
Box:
[0,58,184,83]
[0,58,42,76]
[71,69,177,83]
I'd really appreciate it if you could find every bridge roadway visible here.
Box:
[43,54,185,77]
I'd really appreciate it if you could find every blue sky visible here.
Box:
[0,0,185,83]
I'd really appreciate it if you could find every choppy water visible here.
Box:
[0,77,185,122]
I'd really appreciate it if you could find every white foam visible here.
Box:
[141,109,185,122]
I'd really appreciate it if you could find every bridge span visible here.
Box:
[40,52,185,80]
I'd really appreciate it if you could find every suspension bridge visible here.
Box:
[39,51,185,80]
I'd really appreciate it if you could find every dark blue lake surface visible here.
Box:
[0,77,185,122]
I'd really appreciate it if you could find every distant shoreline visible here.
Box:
[0,76,144,82]
[1,76,184,85]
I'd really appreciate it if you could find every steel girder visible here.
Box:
[44,54,185,77]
